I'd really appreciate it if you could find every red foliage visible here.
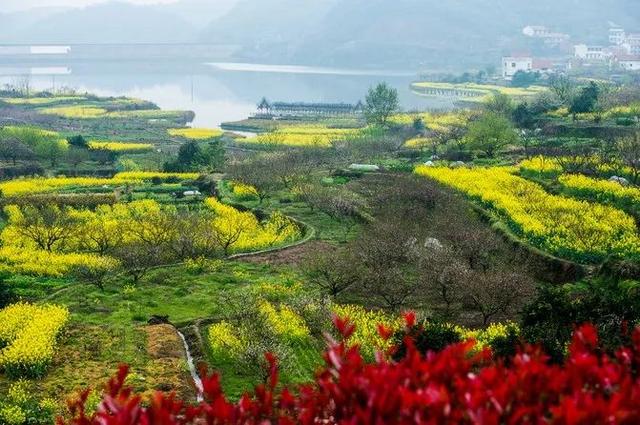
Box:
[59,319,640,425]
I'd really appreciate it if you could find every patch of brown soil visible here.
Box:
[143,324,195,401]
[145,324,184,359]
[236,240,333,267]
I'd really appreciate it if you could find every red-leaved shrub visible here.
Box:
[59,314,640,424]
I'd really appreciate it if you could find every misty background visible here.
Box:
[1,0,639,68]
[1,0,638,127]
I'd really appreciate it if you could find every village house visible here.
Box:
[610,27,626,45]
[501,56,563,80]
[574,44,607,61]
[607,27,640,55]
[616,54,640,71]
[623,33,640,55]
[502,56,532,79]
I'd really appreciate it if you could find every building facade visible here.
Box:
[574,44,607,61]
[623,33,640,55]
[502,56,533,79]
[617,55,640,71]
[610,28,626,45]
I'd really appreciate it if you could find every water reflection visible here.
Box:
[0,62,454,127]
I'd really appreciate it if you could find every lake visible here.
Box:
[0,61,454,128]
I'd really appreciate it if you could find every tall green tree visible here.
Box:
[35,139,68,167]
[511,71,540,88]
[569,82,600,117]
[484,93,514,117]
[165,140,225,172]
[512,103,537,129]
[465,112,519,158]
[364,82,399,126]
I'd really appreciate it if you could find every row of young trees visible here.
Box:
[3,200,291,285]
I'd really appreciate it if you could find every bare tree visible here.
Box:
[11,75,31,96]
[171,211,221,259]
[226,156,279,203]
[420,246,468,320]
[9,205,79,252]
[306,186,369,241]
[616,132,640,184]
[111,243,165,283]
[304,246,361,297]
[0,138,34,165]
[351,221,427,311]
[549,74,575,106]
[461,270,534,326]
[124,206,178,253]
[553,139,601,175]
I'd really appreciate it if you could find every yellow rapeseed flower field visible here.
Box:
[1,96,86,105]
[259,301,310,341]
[241,125,361,148]
[415,165,640,263]
[205,198,300,253]
[0,302,69,378]
[229,181,259,200]
[38,106,107,118]
[331,304,404,357]
[0,198,299,277]
[0,246,119,278]
[87,141,154,153]
[559,174,640,211]
[168,128,223,139]
[0,172,199,197]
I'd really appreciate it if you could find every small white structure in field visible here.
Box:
[450,161,465,168]
[521,26,569,46]
[502,56,533,80]
[349,164,380,172]
[183,190,202,197]
[523,26,550,38]
[423,161,435,167]
[609,176,630,186]
[424,237,443,250]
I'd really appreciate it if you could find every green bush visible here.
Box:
[616,117,636,126]
[392,321,462,360]
[521,280,640,361]
[0,380,57,425]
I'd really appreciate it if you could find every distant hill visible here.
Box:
[0,0,638,69]
[198,0,338,57]
[199,0,640,69]
[0,2,195,44]
[165,0,239,30]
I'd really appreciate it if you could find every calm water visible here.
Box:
[0,61,454,128]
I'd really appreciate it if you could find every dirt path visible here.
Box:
[235,240,332,267]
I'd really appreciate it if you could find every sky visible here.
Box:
[3,0,179,12]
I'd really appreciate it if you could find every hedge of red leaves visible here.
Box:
[60,314,640,425]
